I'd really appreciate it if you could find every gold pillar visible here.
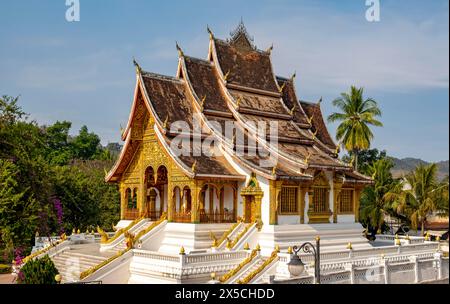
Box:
[269,180,282,225]
[167,186,174,222]
[354,187,362,223]
[254,194,263,230]
[120,186,126,220]
[191,183,200,223]
[333,183,342,224]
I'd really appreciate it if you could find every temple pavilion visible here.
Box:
[106,21,372,243]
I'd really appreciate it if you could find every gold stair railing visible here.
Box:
[99,216,145,245]
[213,221,242,248]
[237,249,279,284]
[80,214,167,281]
[219,249,258,283]
[22,234,68,264]
[226,222,255,250]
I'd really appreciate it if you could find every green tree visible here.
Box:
[70,125,102,160]
[45,121,73,165]
[18,255,59,284]
[385,164,445,234]
[328,86,383,171]
[342,148,387,175]
[360,158,399,235]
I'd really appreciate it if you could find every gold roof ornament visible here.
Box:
[179,246,186,255]
[315,235,320,241]
[266,43,273,55]
[191,160,197,173]
[312,129,318,140]
[207,25,214,40]
[291,71,296,81]
[405,234,410,240]
[255,243,261,251]
[200,95,206,111]
[272,166,277,176]
[317,96,322,105]
[210,272,216,280]
[244,242,250,250]
[278,82,286,93]
[334,145,340,155]
[304,152,312,165]
[224,69,231,81]
[346,242,353,250]
[289,104,296,116]
[236,96,242,107]
[163,115,169,130]
[133,57,142,75]
[307,115,314,125]
[176,42,184,57]
[287,246,293,254]
[77,228,80,234]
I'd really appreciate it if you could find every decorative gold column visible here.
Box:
[254,194,263,230]
[333,182,343,224]
[120,186,126,220]
[191,183,200,223]
[269,180,282,225]
[354,187,362,223]
[167,186,174,222]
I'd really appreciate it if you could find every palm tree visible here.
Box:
[328,86,383,171]
[385,164,445,234]
[360,158,398,235]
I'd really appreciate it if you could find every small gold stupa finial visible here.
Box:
[274,245,280,253]
[287,246,293,254]
[244,242,250,250]
[346,242,353,250]
[255,243,261,251]
[179,246,186,255]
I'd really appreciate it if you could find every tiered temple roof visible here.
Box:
[106,22,372,184]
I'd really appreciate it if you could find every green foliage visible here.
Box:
[385,163,448,233]
[328,86,383,170]
[360,158,399,234]
[18,255,59,284]
[0,95,120,253]
[342,148,387,175]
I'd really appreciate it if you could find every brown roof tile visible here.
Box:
[300,101,337,150]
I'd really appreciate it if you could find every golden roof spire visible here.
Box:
[207,25,214,40]
[133,57,141,75]
[176,42,184,57]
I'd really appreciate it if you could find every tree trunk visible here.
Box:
[354,150,359,172]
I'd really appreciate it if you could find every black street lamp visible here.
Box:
[287,236,321,284]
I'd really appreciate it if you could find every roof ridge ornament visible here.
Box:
[305,152,312,165]
[291,71,296,81]
[307,115,314,125]
[133,57,142,75]
[278,82,286,93]
[312,129,318,140]
[191,160,197,173]
[176,42,184,58]
[228,18,256,50]
[163,115,169,129]
[200,95,206,112]
[317,96,322,105]
[266,43,273,54]
[272,165,277,176]
[223,69,231,81]
[289,104,296,116]
[207,25,214,40]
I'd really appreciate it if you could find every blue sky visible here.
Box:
[0,0,448,162]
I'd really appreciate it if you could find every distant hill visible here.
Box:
[390,157,449,180]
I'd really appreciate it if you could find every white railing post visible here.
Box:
[345,263,355,284]
[409,255,419,283]
[434,252,443,280]
[381,257,389,284]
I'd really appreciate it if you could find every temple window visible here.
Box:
[126,188,133,209]
[313,187,328,213]
[279,186,298,214]
[339,189,354,213]
[132,188,138,209]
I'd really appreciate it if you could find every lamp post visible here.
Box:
[287,236,321,284]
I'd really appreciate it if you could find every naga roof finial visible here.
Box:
[318,96,323,105]
[291,71,296,80]
[266,43,273,54]
[207,25,214,40]
[175,41,184,58]
[133,57,141,74]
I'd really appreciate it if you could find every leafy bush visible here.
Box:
[17,255,59,284]
[0,264,11,274]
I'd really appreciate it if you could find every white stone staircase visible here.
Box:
[51,245,114,283]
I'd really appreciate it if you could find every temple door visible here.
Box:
[244,196,255,223]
